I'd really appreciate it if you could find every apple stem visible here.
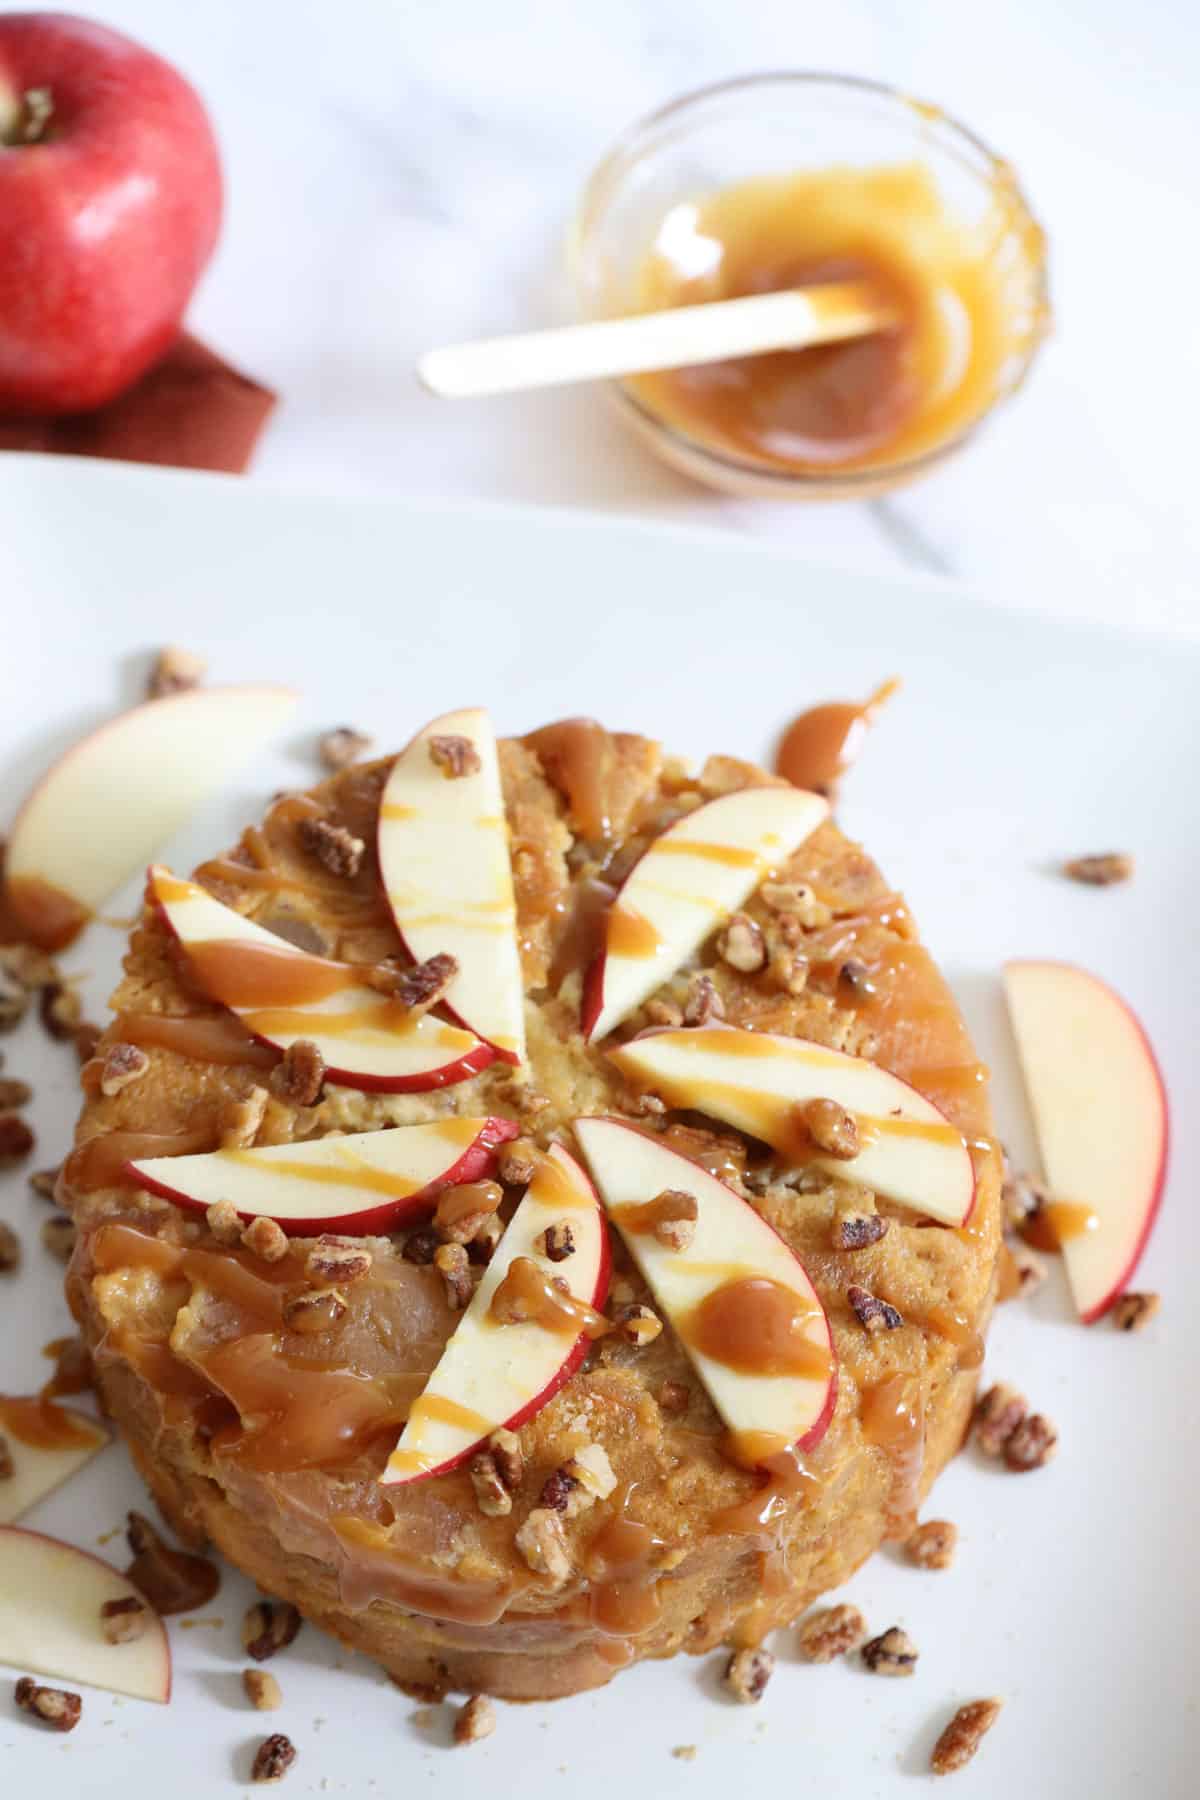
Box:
[3,87,54,146]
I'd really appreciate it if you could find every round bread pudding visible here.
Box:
[63,717,1001,1702]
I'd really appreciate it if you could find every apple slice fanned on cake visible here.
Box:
[581,784,829,1042]
[574,1117,836,1460]
[609,1027,975,1226]
[128,1116,519,1235]
[382,1145,609,1484]
[147,865,493,1092]
[378,707,525,1065]
[4,685,297,950]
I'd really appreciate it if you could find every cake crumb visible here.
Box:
[453,1694,495,1745]
[930,1697,1004,1775]
[148,645,206,698]
[672,1745,697,1761]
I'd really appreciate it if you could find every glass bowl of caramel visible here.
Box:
[570,73,1049,498]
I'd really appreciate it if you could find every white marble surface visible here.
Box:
[44,0,1200,634]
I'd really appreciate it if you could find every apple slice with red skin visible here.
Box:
[4,686,298,951]
[128,1116,519,1236]
[147,865,494,1093]
[0,1526,171,1702]
[610,1026,975,1227]
[581,783,829,1041]
[378,707,525,1065]
[0,1408,108,1526]
[381,1145,609,1485]
[1003,960,1168,1322]
[574,1117,836,1460]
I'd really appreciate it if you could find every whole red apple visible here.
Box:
[0,13,221,415]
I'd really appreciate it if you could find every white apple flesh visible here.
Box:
[147,865,493,1092]
[610,1026,975,1227]
[382,1144,609,1484]
[1003,960,1168,1322]
[0,1526,171,1702]
[129,1116,519,1235]
[0,1409,108,1526]
[582,783,829,1041]
[574,1116,836,1458]
[4,685,297,949]
[378,707,525,1064]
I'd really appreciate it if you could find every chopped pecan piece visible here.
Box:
[538,1220,575,1262]
[28,1166,60,1203]
[487,1427,524,1490]
[862,1625,918,1676]
[497,1138,538,1187]
[618,1303,663,1347]
[454,1694,496,1745]
[683,973,725,1027]
[370,951,458,1012]
[241,1216,289,1264]
[1112,1291,1160,1332]
[973,1383,1028,1457]
[100,1595,150,1644]
[514,1506,570,1584]
[98,1042,150,1098]
[435,1242,474,1309]
[0,1222,20,1272]
[305,1235,371,1285]
[803,1097,861,1160]
[243,1668,282,1711]
[148,645,206,698]
[219,1085,269,1149]
[832,1207,888,1250]
[1001,1166,1048,1232]
[468,1216,502,1265]
[565,1443,616,1506]
[796,1603,868,1662]
[723,1646,774,1704]
[251,1733,297,1783]
[930,1697,1004,1775]
[0,1112,35,1165]
[297,816,365,879]
[768,946,809,995]
[0,961,29,1030]
[428,734,482,779]
[0,1076,32,1108]
[39,981,81,1040]
[1003,1413,1058,1472]
[433,1179,502,1246]
[318,726,372,771]
[649,1188,698,1251]
[400,1224,440,1266]
[906,1519,958,1570]
[243,1600,302,1662]
[283,1287,347,1334]
[40,1214,75,1262]
[469,1451,513,1517]
[268,1039,325,1106]
[1009,1241,1048,1295]
[848,1283,902,1332]
[1063,852,1133,886]
[657,1379,690,1415]
[0,1434,13,1479]
[14,1676,81,1731]
[645,997,684,1027]
[717,912,766,973]
[538,1468,578,1514]
[206,1199,243,1245]
[760,882,831,928]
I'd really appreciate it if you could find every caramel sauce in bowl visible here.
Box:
[572,73,1047,499]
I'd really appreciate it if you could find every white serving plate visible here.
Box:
[1,456,1193,1797]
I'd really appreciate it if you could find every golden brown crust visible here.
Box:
[62,722,1002,1702]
